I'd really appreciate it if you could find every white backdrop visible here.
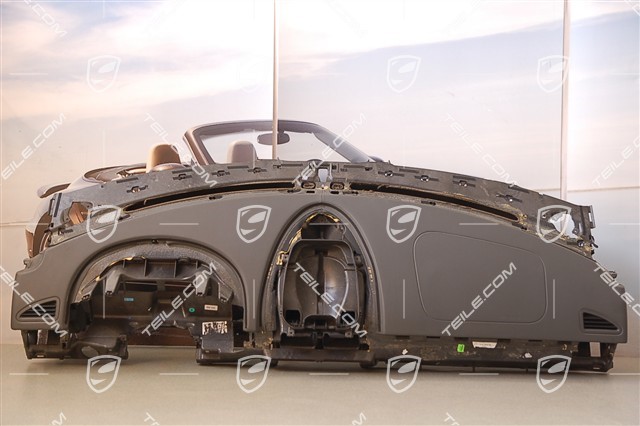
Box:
[1,0,638,357]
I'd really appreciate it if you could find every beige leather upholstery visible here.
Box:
[226,140,257,163]
[146,144,181,172]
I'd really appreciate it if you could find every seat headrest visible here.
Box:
[146,144,181,172]
[227,140,257,163]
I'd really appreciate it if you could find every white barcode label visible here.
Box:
[472,341,497,349]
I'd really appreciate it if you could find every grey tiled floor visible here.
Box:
[1,344,639,425]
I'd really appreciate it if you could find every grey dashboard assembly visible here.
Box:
[11,120,627,371]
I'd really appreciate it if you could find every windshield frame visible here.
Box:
[183,120,372,165]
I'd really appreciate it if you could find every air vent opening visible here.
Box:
[349,182,518,222]
[19,300,57,319]
[582,312,618,331]
[124,181,294,212]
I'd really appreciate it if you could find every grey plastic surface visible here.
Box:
[12,179,627,344]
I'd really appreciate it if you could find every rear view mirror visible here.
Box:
[257,132,290,145]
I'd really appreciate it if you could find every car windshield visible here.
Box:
[188,120,372,165]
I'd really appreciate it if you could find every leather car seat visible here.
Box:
[146,144,182,172]
[226,140,257,163]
